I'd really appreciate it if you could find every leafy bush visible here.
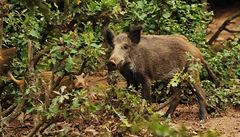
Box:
[1,0,237,136]
[204,37,240,110]
[208,38,240,83]
[110,0,212,46]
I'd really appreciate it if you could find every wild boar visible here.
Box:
[103,26,218,120]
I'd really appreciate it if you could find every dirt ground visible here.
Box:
[169,105,240,137]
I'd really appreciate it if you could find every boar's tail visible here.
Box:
[201,58,219,87]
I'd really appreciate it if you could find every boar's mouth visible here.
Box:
[107,60,125,71]
[107,61,117,71]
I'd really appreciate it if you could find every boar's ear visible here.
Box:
[103,28,114,48]
[128,25,143,45]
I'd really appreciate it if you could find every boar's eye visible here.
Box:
[122,44,129,50]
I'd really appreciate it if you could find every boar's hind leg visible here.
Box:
[164,87,182,118]
[192,84,207,121]
[188,71,207,121]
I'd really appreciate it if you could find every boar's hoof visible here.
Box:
[199,119,206,124]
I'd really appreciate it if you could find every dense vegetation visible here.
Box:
[0,0,239,136]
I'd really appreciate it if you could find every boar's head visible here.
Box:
[103,26,143,71]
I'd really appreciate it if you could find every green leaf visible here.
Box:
[70,49,78,54]
[59,96,65,103]
[112,107,132,127]
[29,30,39,38]
[65,55,74,72]
[163,12,171,18]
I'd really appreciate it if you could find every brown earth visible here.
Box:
[169,105,240,137]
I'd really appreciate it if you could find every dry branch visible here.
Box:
[153,90,182,112]
[38,117,61,135]
[2,103,16,117]
[2,100,26,124]
[27,118,45,137]
[207,11,240,45]
[27,40,34,72]
[0,0,5,49]
[26,40,42,137]
[28,116,64,136]
[225,27,240,33]
[8,71,25,90]
[33,45,53,67]
[0,17,3,48]
[3,40,34,125]
[0,6,4,128]
[0,103,3,137]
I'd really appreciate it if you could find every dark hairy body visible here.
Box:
[104,26,218,121]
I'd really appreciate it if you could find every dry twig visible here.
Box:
[207,11,240,45]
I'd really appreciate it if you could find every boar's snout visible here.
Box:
[107,59,117,71]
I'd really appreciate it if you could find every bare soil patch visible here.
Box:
[170,104,240,137]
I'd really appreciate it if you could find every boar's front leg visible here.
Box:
[126,80,140,91]
[141,77,152,101]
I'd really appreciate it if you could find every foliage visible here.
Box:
[203,37,240,110]
[0,0,239,136]
[109,0,212,47]
[106,87,181,136]
[30,86,217,136]
[3,0,212,75]
[208,38,240,83]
